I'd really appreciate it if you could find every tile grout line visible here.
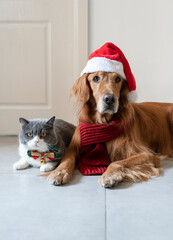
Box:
[104,188,107,240]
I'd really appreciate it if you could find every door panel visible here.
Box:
[0,22,48,104]
[0,0,88,135]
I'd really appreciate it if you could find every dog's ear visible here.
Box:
[121,80,138,103]
[71,73,90,103]
[120,80,129,105]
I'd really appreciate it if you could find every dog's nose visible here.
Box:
[103,94,116,105]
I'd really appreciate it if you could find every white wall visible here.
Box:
[88,0,173,103]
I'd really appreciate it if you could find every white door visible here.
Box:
[0,0,88,135]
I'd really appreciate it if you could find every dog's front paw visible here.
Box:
[47,169,72,186]
[99,170,123,188]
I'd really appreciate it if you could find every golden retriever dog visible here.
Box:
[47,43,173,187]
[47,71,173,187]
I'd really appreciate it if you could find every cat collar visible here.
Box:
[27,147,59,164]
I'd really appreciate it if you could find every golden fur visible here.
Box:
[47,71,173,187]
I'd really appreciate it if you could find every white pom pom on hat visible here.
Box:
[80,42,137,101]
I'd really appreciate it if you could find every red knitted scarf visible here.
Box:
[78,118,125,175]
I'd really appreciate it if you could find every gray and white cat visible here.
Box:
[13,116,76,172]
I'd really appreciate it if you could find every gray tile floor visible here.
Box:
[0,136,173,240]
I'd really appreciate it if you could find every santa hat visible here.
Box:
[80,42,137,101]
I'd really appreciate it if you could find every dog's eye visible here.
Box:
[115,77,121,83]
[93,76,100,83]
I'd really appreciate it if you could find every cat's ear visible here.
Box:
[19,118,29,128]
[46,116,55,126]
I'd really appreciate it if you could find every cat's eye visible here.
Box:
[41,132,47,138]
[27,133,33,137]
[115,76,121,83]
[93,76,100,83]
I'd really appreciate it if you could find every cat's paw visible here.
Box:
[13,161,29,170]
[40,163,56,172]
[47,169,72,186]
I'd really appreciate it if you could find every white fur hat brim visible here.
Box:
[80,57,126,80]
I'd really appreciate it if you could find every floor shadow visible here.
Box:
[106,181,134,190]
[63,174,83,187]
[159,159,173,177]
